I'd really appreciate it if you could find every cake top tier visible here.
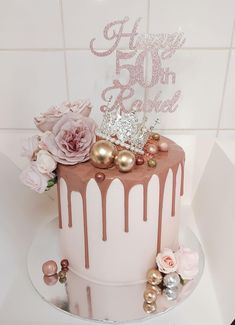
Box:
[57,136,184,184]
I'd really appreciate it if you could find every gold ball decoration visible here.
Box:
[115,150,136,172]
[90,140,117,169]
[144,288,157,304]
[147,144,158,155]
[146,283,162,296]
[147,158,157,168]
[143,301,157,314]
[147,268,163,286]
[152,133,160,141]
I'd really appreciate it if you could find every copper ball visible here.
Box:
[61,259,69,268]
[115,150,135,172]
[147,268,163,286]
[143,301,157,314]
[90,140,117,169]
[95,172,105,182]
[136,156,145,165]
[62,266,69,272]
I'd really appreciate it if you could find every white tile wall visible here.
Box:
[0,0,63,49]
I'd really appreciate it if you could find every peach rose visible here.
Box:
[156,248,177,274]
[175,247,199,280]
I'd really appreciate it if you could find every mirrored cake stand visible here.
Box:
[27,218,204,324]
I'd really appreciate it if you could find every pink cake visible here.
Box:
[57,136,184,285]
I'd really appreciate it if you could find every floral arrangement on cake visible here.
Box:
[20,99,169,193]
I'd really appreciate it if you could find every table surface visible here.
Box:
[0,152,224,325]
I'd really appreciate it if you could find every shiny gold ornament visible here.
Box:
[144,288,157,304]
[143,301,157,314]
[147,158,157,168]
[115,150,135,172]
[147,268,163,286]
[58,270,66,279]
[152,133,160,141]
[90,140,117,169]
[146,283,162,296]
[147,144,158,155]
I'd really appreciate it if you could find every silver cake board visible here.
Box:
[27,218,204,324]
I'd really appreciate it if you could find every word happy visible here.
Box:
[90,17,185,114]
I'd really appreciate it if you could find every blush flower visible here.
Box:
[21,135,40,160]
[175,247,199,280]
[156,248,177,274]
[20,163,51,193]
[34,100,92,132]
[42,112,97,165]
[36,150,57,174]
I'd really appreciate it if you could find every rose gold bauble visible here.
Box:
[143,301,157,314]
[95,172,105,182]
[147,144,158,154]
[115,150,135,172]
[146,283,162,296]
[42,260,58,276]
[159,142,169,152]
[147,268,163,285]
[90,140,117,169]
[144,288,157,304]
[136,156,145,165]
[43,274,58,286]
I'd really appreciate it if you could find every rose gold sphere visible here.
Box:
[115,150,135,172]
[61,259,69,268]
[159,142,169,152]
[136,156,145,165]
[146,283,162,296]
[95,172,105,182]
[143,301,157,314]
[147,144,158,155]
[43,274,58,286]
[90,140,117,169]
[147,268,163,286]
[144,288,158,304]
[42,260,58,276]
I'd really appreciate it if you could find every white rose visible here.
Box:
[21,135,40,160]
[20,163,50,193]
[156,248,177,274]
[36,150,57,174]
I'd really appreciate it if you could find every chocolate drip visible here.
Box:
[157,171,168,253]
[57,178,62,229]
[57,136,185,269]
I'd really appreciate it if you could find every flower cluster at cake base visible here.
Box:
[20,100,97,193]
[143,247,199,314]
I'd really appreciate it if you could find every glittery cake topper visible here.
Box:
[90,17,185,153]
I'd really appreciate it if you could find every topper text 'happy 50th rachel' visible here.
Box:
[90,17,185,114]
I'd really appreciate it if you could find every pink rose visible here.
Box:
[20,163,51,193]
[34,100,92,132]
[42,112,97,165]
[21,135,40,160]
[175,247,199,280]
[156,248,177,274]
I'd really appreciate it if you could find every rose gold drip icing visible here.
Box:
[96,180,113,241]
[157,171,168,253]
[180,160,185,196]
[171,164,179,217]
[143,181,148,221]
[86,286,93,318]
[57,136,185,268]
[57,178,62,229]
[67,190,72,227]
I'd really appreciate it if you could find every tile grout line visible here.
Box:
[216,20,235,138]
[59,0,70,101]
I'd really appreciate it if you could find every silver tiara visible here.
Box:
[96,102,159,155]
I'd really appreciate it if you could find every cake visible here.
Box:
[57,135,184,285]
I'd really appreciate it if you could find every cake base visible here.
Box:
[27,217,204,323]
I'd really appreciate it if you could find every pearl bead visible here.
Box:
[152,133,160,141]
[163,287,179,301]
[95,172,105,182]
[43,274,58,286]
[144,288,157,304]
[147,158,157,168]
[163,272,180,288]
[58,270,66,279]
[147,268,163,285]
[147,144,158,155]
[136,156,145,165]
[42,260,58,276]
[60,259,69,268]
[159,142,168,152]
[143,301,157,314]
